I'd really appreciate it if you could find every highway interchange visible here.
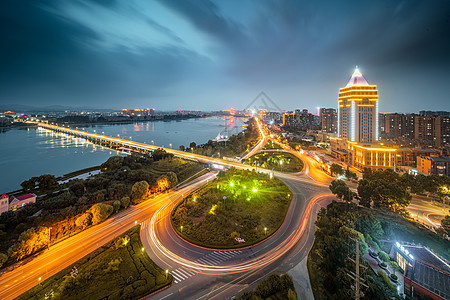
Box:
[0,118,447,300]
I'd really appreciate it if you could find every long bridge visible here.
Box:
[35,119,266,168]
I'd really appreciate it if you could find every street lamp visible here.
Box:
[169,143,172,148]
[180,225,183,233]
[135,220,137,225]
[252,187,258,193]
[141,247,145,252]
[39,277,42,285]
[165,269,169,279]
[48,227,52,249]
[264,227,267,235]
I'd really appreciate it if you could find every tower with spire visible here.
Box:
[338,66,379,143]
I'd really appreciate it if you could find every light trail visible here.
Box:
[148,193,333,275]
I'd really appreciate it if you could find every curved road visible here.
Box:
[1,118,446,300]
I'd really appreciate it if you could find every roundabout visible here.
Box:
[141,167,336,299]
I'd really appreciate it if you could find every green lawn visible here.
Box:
[262,141,282,150]
[243,151,304,173]
[18,226,172,300]
[171,169,292,249]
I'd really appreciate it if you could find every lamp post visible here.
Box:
[48,227,52,249]
[264,227,267,235]
[39,277,42,285]
[180,225,183,233]
[165,269,169,279]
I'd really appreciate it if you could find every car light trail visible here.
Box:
[148,192,333,275]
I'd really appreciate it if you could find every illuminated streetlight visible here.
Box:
[180,225,183,233]
[264,227,267,235]
[165,269,169,279]
[230,182,234,187]
[252,187,258,193]
[39,277,42,285]
[135,220,137,225]
[141,247,145,252]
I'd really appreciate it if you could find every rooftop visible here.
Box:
[345,66,370,88]
[14,193,36,201]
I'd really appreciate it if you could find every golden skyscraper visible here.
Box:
[338,67,379,143]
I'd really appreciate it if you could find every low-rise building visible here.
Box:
[417,156,450,176]
[391,242,450,300]
[0,193,36,214]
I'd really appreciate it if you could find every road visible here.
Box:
[0,174,214,300]
[1,118,446,300]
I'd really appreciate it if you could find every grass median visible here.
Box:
[243,151,304,173]
[18,225,172,300]
[171,168,292,249]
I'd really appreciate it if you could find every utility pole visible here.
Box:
[356,240,360,300]
[346,239,368,299]
[48,227,52,249]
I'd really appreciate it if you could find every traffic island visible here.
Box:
[17,226,172,300]
[171,168,292,249]
[243,151,304,172]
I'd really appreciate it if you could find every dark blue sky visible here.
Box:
[1,0,449,112]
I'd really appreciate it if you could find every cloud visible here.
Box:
[0,0,449,112]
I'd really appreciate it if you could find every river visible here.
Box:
[0,117,247,192]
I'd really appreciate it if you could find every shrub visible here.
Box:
[378,251,390,262]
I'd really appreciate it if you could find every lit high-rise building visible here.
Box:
[338,67,379,143]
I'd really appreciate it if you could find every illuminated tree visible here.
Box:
[7,226,49,261]
[131,181,149,204]
[89,203,113,225]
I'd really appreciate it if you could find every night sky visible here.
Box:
[1,0,449,112]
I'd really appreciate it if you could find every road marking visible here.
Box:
[171,267,198,284]
[158,292,173,300]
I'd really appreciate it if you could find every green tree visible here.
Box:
[330,163,344,177]
[345,169,357,180]
[101,156,124,171]
[329,180,354,202]
[441,215,450,236]
[38,174,58,191]
[89,203,113,225]
[121,196,130,208]
[112,200,121,213]
[0,253,7,268]
[358,169,411,210]
[166,171,178,188]
[179,145,185,151]
[131,181,149,204]
[189,142,197,150]
[21,177,38,192]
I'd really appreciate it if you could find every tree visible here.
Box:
[121,196,130,208]
[101,156,124,171]
[112,200,121,213]
[21,177,38,192]
[358,169,411,210]
[179,145,185,151]
[89,203,113,225]
[166,171,178,188]
[156,176,170,192]
[189,142,196,150]
[75,212,92,229]
[0,253,7,268]
[441,215,450,236]
[7,226,49,261]
[131,181,149,204]
[69,180,85,197]
[345,169,357,180]
[38,174,58,191]
[330,164,344,177]
[329,180,354,202]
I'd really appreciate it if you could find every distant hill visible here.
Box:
[0,104,113,112]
